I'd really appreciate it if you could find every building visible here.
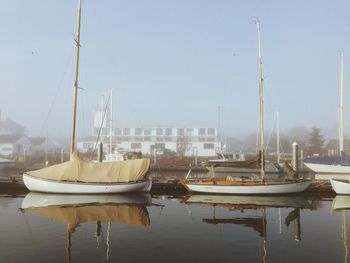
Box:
[78,127,220,157]
[0,134,32,158]
[77,110,220,157]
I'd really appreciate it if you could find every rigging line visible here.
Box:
[40,46,75,136]
[94,93,111,151]
[265,113,277,152]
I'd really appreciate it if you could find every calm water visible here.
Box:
[0,193,349,263]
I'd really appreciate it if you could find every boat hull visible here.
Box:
[23,173,152,194]
[304,162,350,174]
[330,179,350,195]
[184,180,311,195]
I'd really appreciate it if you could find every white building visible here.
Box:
[78,127,220,157]
[77,107,220,157]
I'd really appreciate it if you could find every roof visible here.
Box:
[29,137,46,146]
[0,118,25,135]
[0,134,27,143]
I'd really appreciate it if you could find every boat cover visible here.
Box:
[304,152,350,166]
[26,151,150,183]
[26,204,150,232]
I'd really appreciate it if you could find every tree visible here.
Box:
[308,127,325,155]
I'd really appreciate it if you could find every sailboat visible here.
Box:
[181,19,311,194]
[304,52,350,177]
[23,1,152,194]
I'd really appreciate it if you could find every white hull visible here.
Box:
[331,179,350,195]
[332,195,350,210]
[21,192,152,209]
[185,180,311,195]
[304,162,350,174]
[23,173,152,194]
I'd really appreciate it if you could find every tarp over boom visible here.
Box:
[26,152,150,183]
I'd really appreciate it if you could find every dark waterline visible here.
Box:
[0,192,348,263]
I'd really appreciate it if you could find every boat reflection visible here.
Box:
[184,195,318,262]
[21,193,152,263]
[184,194,320,209]
[332,196,350,263]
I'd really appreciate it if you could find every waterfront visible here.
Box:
[0,192,348,263]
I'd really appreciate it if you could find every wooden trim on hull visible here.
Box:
[23,174,152,194]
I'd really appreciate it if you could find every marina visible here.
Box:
[1,0,350,262]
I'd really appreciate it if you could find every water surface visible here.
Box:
[0,193,348,263]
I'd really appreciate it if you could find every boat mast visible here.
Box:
[110,89,113,154]
[277,111,280,164]
[70,0,82,157]
[340,52,344,154]
[256,19,265,179]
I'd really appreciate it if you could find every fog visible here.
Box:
[0,0,349,148]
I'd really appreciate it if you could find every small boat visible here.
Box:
[330,178,350,195]
[23,1,152,194]
[182,19,311,195]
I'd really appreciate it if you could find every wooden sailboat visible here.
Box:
[182,19,311,194]
[23,0,151,194]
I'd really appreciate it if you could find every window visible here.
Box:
[208,128,215,135]
[165,128,172,135]
[144,129,151,135]
[135,137,143,141]
[144,137,152,141]
[83,143,93,149]
[131,143,141,149]
[164,137,172,142]
[123,137,131,141]
[116,128,122,135]
[156,137,164,142]
[156,128,163,135]
[177,128,184,136]
[203,143,214,149]
[135,128,142,135]
[155,143,165,149]
[199,128,206,135]
[207,137,215,142]
[186,128,193,136]
[123,128,130,135]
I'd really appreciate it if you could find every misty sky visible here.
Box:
[0,0,349,139]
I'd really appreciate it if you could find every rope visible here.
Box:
[40,46,75,136]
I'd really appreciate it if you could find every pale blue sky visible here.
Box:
[0,0,349,138]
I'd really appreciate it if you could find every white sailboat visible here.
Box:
[182,19,311,194]
[23,0,152,194]
[304,52,350,178]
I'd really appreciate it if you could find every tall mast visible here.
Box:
[256,19,265,179]
[276,111,280,164]
[70,0,82,156]
[340,52,344,153]
[110,89,113,154]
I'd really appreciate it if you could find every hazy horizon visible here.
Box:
[1,0,349,139]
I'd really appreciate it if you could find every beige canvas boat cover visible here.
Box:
[26,204,150,232]
[26,152,150,183]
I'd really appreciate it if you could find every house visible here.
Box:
[29,137,60,153]
[0,134,32,158]
[0,116,26,135]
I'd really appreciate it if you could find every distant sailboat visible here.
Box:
[182,19,311,194]
[23,0,151,194]
[304,52,350,177]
